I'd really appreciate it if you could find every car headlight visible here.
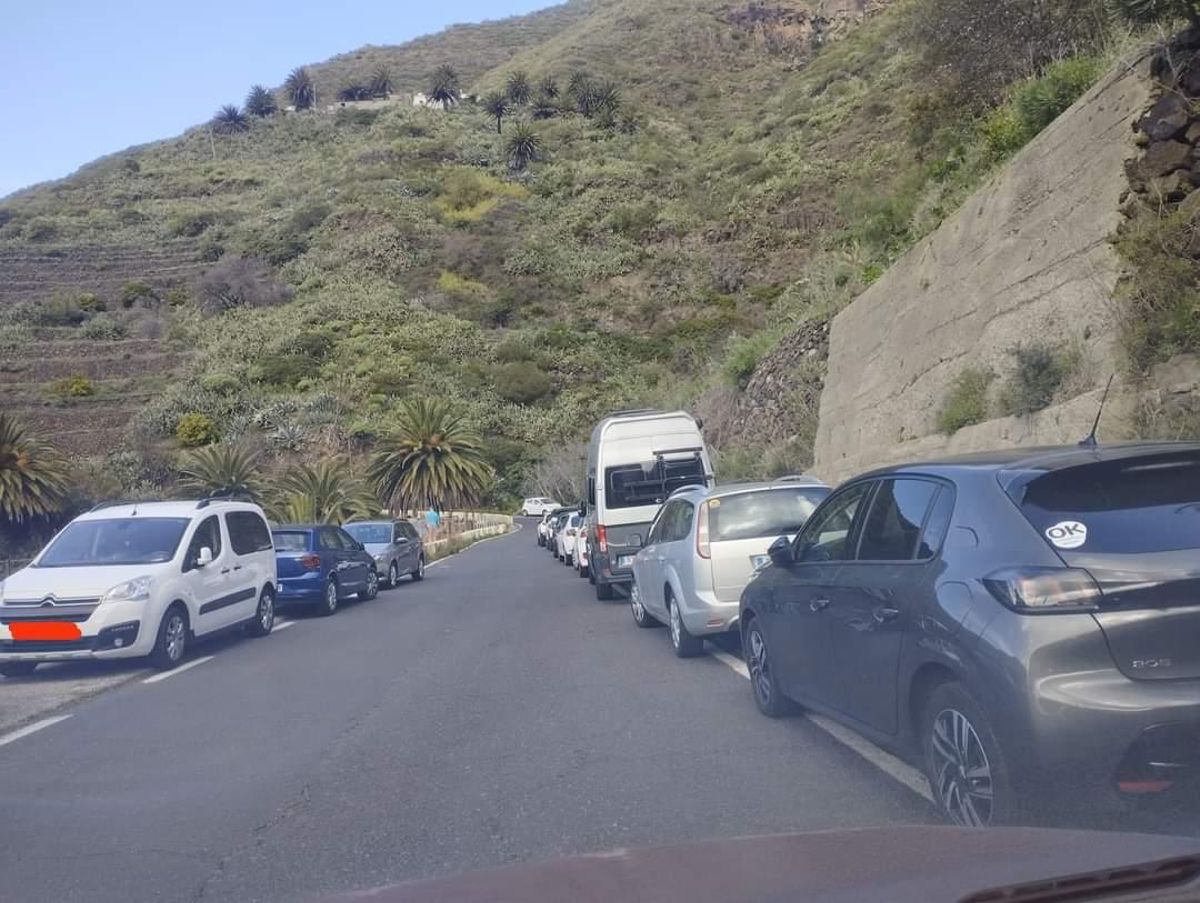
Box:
[102,575,154,603]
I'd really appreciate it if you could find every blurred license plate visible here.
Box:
[751,554,770,571]
[10,622,82,641]
[618,555,636,569]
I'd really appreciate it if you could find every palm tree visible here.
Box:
[368,66,394,98]
[505,122,542,171]
[285,66,316,110]
[506,70,531,105]
[482,90,511,134]
[428,64,460,109]
[338,83,371,102]
[580,80,621,120]
[212,104,250,134]
[538,74,559,99]
[178,443,264,501]
[369,399,493,511]
[272,459,379,524]
[0,413,69,524]
[245,85,277,117]
[567,69,591,103]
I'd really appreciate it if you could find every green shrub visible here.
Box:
[605,203,657,239]
[168,211,218,238]
[493,361,552,403]
[176,412,219,447]
[999,343,1071,416]
[81,315,128,340]
[936,367,992,434]
[77,292,106,312]
[120,281,156,309]
[722,333,775,389]
[1013,56,1102,135]
[50,375,96,398]
[254,354,319,388]
[494,337,535,363]
[981,105,1028,157]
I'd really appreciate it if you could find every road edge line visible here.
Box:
[0,714,72,748]
[142,655,215,684]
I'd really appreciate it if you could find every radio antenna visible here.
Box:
[1079,374,1115,448]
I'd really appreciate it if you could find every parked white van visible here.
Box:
[585,410,713,600]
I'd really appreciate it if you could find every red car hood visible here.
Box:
[324,826,1200,903]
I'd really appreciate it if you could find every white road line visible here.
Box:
[0,715,72,749]
[273,620,296,632]
[142,655,215,684]
[708,645,934,803]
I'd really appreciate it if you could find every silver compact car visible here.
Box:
[629,478,830,657]
[343,520,425,588]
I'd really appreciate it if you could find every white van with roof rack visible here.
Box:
[585,410,714,600]
[0,495,277,676]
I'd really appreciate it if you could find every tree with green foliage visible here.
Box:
[0,413,69,524]
[272,459,379,524]
[285,66,316,110]
[1112,0,1200,26]
[538,73,559,99]
[506,69,531,105]
[482,91,511,133]
[368,66,393,98]
[370,399,493,511]
[212,104,250,134]
[176,412,219,448]
[245,85,277,117]
[428,64,461,109]
[178,443,264,500]
[505,122,542,171]
[338,83,371,102]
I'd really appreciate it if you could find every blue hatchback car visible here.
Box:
[271,524,379,616]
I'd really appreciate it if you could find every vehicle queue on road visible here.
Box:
[533,409,1200,831]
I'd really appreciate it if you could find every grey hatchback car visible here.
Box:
[739,442,1200,827]
[343,520,426,588]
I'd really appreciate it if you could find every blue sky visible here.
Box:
[0,0,548,198]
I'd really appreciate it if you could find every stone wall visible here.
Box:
[812,52,1154,483]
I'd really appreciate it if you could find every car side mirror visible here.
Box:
[196,546,214,567]
[578,502,587,517]
[395,536,408,545]
[630,534,643,549]
[767,536,792,567]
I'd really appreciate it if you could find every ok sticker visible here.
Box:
[1046,520,1087,549]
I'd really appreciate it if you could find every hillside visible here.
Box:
[3,0,1185,519]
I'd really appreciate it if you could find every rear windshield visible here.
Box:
[344,524,391,545]
[37,517,191,567]
[606,456,707,510]
[1016,454,1200,554]
[710,487,830,542]
[271,531,311,552]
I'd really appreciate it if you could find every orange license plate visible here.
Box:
[10,622,82,641]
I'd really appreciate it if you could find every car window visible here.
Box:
[402,522,420,541]
[856,479,939,562]
[344,523,391,545]
[318,528,344,551]
[666,502,694,542]
[225,511,273,556]
[709,487,830,542]
[646,503,673,545]
[337,528,362,550]
[605,456,707,509]
[272,531,309,552]
[917,485,955,559]
[37,517,192,568]
[184,516,223,571]
[795,482,872,563]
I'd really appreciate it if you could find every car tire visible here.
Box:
[319,578,339,617]
[0,662,38,678]
[630,582,657,628]
[668,594,704,658]
[564,553,573,567]
[578,563,589,579]
[411,555,426,581]
[150,604,189,671]
[921,681,1020,827]
[387,562,399,589]
[358,568,379,601]
[245,586,275,637]
[595,580,615,601]
[743,616,795,718]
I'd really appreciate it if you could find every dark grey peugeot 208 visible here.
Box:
[739,442,1200,826]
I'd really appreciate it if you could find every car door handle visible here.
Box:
[874,606,901,623]
[232,565,243,571]
[810,598,831,612]
[220,568,231,574]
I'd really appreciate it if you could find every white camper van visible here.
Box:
[585,410,714,600]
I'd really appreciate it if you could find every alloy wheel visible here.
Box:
[631,585,646,621]
[325,581,338,613]
[669,601,682,649]
[366,569,379,598]
[258,592,274,631]
[930,707,994,827]
[746,626,772,707]
[388,562,398,588]
[165,613,187,663]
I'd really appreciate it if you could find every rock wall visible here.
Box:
[812,53,1154,483]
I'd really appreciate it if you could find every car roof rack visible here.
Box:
[196,488,257,509]
[88,499,145,512]
[772,474,824,484]
[667,483,707,498]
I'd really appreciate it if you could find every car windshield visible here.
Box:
[344,524,391,545]
[271,531,310,552]
[710,487,830,542]
[606,456,708,509]
[36,518,190,567]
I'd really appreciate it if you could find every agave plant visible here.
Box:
[268,421,309,451]
[284,66,316,110]
[368,66,394,98]
[369,399,493,510]
[538,73,559,99]
[245,85,277,117]
[506,70,531,105]
[212,104,250,135]
[428,63,460,109]
[505,122,542,171]
[178,443,264,501]
[272,459,379,524]
[0,413,70,524]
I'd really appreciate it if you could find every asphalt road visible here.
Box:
[0,524,1192,902]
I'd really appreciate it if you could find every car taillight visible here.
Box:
[299,554,321,571]
[696,502,711,559]
[982,567,1102,613]
[566,528,576,537]
[596,524,608,553]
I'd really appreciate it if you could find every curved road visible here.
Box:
[0,525,1186,902]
